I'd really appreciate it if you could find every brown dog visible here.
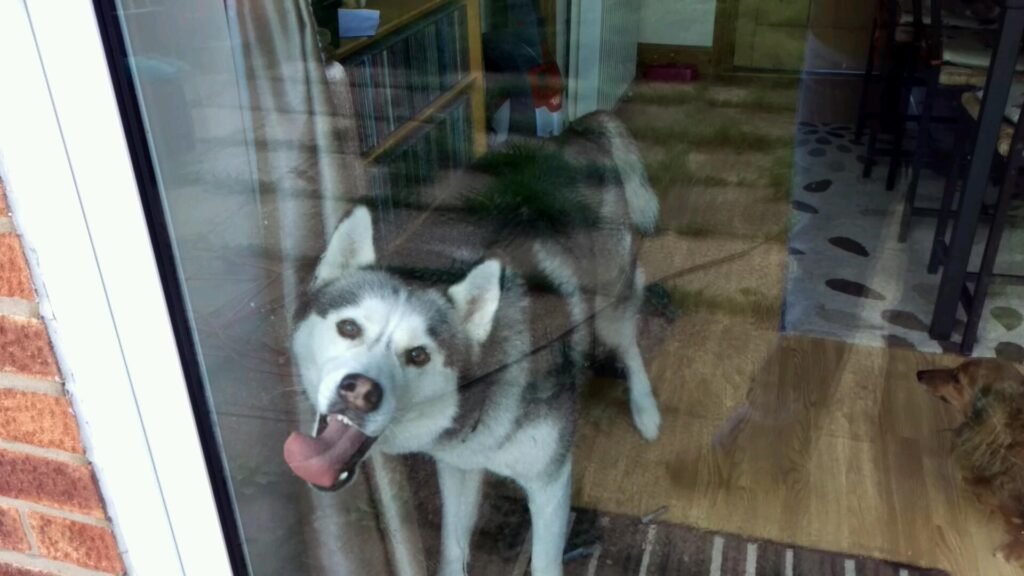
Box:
[917,358,1024,563]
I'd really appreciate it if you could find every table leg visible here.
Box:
[929,7,1024,340]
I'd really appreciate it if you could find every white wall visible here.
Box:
[640,0,716,47]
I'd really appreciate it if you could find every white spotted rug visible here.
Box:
[783,121,1024,359]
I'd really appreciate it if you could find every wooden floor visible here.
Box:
[564,78,1024,576]
[573,310,1019,576]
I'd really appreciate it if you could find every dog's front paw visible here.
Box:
[437,561,467,576]
[529,561,564,576]
[631,393,661,441]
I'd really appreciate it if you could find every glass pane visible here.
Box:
[107,0,1023,574]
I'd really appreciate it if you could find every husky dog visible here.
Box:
[284,112,661,576]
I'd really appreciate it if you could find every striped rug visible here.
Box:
[411,484,949,576]
[556,508,948,576]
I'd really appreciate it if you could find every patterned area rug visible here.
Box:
[783,121,1024,359]
[405,458,949,576]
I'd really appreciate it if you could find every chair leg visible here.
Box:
[929,115,968,274]
[854,18,879,144]
[864,125,879,178]
[886,47,913,191]
[866,30,903,180]
[899,67,938,242]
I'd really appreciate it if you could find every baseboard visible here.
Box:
[636,43,713,75]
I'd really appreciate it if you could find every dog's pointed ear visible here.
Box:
[448,260,502,346]
[314,206,375,287]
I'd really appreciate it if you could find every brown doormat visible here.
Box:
[406,459,949,576]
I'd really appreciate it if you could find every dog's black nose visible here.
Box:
[338,373,382,412]
[916,370,926,382]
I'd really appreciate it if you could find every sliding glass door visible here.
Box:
[21,0,1022,574]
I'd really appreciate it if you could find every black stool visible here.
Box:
[929,99,1024,354]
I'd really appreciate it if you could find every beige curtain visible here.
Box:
[229,1,390,573]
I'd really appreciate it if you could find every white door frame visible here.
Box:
[0,1,234,574]
[568,0,602,119]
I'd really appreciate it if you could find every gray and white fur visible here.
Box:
[292,112,661,576]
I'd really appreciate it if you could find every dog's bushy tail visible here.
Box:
[587,112,660,235]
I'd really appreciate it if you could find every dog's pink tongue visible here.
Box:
[283,418,366,488]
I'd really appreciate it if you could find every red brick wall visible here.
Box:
[0,181,125,575]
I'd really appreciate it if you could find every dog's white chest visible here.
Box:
[435,418,562,482]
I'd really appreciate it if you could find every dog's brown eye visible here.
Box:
[337,319,362,340]
[406,346,430,367]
